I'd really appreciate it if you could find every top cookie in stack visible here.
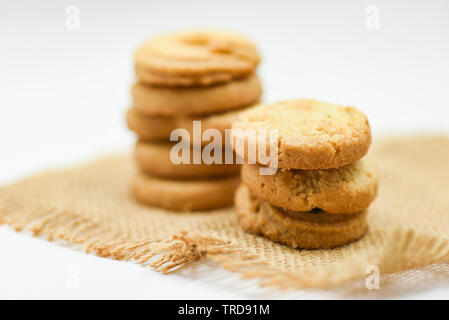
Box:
[232,99,378,249]
[127,30,262,211]
[134,29,260,87]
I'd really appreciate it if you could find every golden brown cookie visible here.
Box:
[232,99,371,169]
[134,29,260,87]
[132,74,261,116]
[126,106,251,145]
[235,184,368,249]
[132,173,240,211]
[135,141,240,179]
[241,160,378,214]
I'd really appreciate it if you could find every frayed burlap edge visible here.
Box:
[2,194,449,291]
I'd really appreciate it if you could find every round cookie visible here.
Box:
[126,108,180,141]
[135,141,240,179]
[134,29,260,87]
[241,160,378,214]
[132,74,261,116]
[232,99,371,169]
[235,184,368,249]
[126,106,252,145]
[132,173,240,211]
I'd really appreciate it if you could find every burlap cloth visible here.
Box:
[1,136,449,294]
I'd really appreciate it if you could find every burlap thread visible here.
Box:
[1,136,449,293]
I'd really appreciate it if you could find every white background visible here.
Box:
[1,0,448,299]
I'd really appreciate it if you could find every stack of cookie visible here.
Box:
[127,30,262,211]
[232,99,379,249]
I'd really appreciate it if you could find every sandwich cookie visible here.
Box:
[132,74,261,116]
[126,107,251,144]
[134,30,260,87]
[135,141,240,179]
[232,99,371,169]
[235,185,368,249]
[132,173,240,211]
[241,160,378,214]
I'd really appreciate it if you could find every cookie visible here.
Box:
[235,184,368,249]
[132,173,240,211]
[132,74,261,116]
[241,160,378,214]
[126,107,250,144]
[135,141,240,179]
[134,29,260,87]
[232,99,371,169]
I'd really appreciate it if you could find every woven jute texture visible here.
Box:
[1,136,449,292]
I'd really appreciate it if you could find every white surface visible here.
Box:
[1,0,449,299]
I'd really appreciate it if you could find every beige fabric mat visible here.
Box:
[1,136,449,292]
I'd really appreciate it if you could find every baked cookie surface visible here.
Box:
[241,160,378,214]
[232,99,371,169]
[126,106,252,145]
[132,74,261,116]
[132,173,240,211]
[135,141,240,179]
[235,184,368,249]
[134,30,260,87]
